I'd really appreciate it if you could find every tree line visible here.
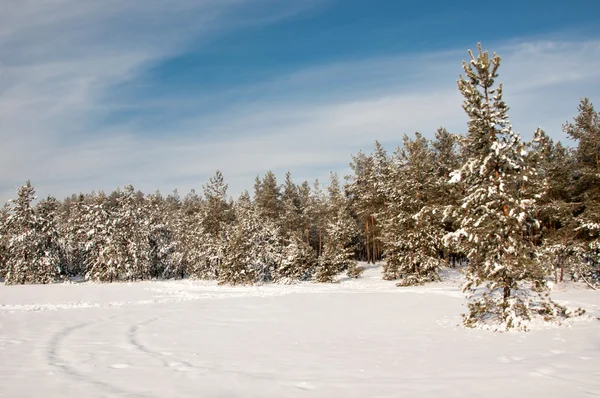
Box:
[0,44,597,329]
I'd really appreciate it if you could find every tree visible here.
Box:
[297,180,312,244]
[218,191,282,285]
[60,194,88,277]
[315,173,362,282]
[448,44,570,330]
[346,143,388,263]
[280,171,302,239]
[80,186,152,282]
[431,127,462,266]
[315,206,361,282]
[145,191,180,279]
[254,171,282,221]
[0,203,9,279]
[80,192,116,282]
[276,235,317,283]
[177,188,219,280]
[309,179,327,257]
[100,185,152,281]
[4,181,63,284]
[202,170,231,239]
[563,98,600,286]
[381,133,441,285]
[527,129,579,284]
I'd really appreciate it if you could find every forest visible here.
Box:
[0,44,598,330]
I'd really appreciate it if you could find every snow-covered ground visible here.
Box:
[1,264,599,398]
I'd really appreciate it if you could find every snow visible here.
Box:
[1,264,600,397]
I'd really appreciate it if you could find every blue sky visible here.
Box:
[1,0,599,203]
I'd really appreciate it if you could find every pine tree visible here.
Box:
[280,171,302,239]
[431,127,462,266]
[527,129,580,284]
[346,144,388,264]
[4,181,62,284]
[309,179,327,257]
[448,44,570,330]
[432,127,460,180]
[174,171,232,280]
[563,98,600,286]
[254,171,282,221]
[202,170,231,239]
[381,133,441,285]
[0,203,9,280]
[80,187,151,282]
[113,185,152,280]
[315,206,362,282]
[276,235,317,283]
[35,195,66,277]
[218,191,282,285]
[315,173,362,282]
[60,194,88,277]
[145,191,180,279]
[163,189,189,278]
[81,192,117,282]
[179,189,219,280]
[297,180,312,244]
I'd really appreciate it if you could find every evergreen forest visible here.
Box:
[1,44,598,330]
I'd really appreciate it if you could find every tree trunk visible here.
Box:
[365,218,371,264]
[318,229,322,258]
[305,223,309,244]
[559,266,564,283]
[371,216,376,262]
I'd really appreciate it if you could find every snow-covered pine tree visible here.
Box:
[178,189,218,280]
[346,143,389,263]
[254,171,282,222]
[432,128,460,180]
[80,187,150,282]
[113,185,152,280]
[280,171,302,240]
[449,44,570,330]
[145,191,180,279]
[431,127,462,267]
[0,203,9,279]
[297,180,312,244]
[381,133,441,285]
[81,192,118,282]
[177,171,232,280]
[60,194,88,277]
[218,191,282,285]
[346,150,375,263]
[526,129,580,284]
[35,195,66,277]
[563,99,600,287]
[202,170,231,239]
[276,234,317,283]
[315,173,362,282]
[309,179,328,258]
[162,189,188,278]
[4,181,62,284]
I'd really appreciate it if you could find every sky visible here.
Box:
[1,0,599,203]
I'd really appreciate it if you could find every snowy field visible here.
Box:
[1,264,599,398]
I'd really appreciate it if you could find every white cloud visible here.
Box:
[0,1,599,203]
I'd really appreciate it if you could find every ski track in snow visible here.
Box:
[46,313,155,398]
[1,264,600,397]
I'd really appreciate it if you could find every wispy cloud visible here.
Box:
[1,1,599,203]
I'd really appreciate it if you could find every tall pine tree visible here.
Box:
[563,98,600,286]
[448,44,569,330]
